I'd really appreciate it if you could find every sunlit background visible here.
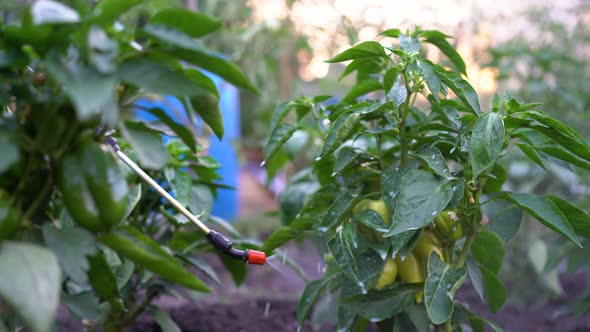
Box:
[251,0,580,90]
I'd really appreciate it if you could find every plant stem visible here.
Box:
[376,133,385,170]
[453,232,476,269]
[22,176,52,221]
[120,290,159,328]
[399,70,412,167]
[445,319,453,332]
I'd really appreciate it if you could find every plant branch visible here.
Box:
[399,69,412,167]
[120,290,159,327]
[22,176,52,221]
[453,231,476,269]
[445,319,453,332]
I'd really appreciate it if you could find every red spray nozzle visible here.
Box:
[247,250,267,265]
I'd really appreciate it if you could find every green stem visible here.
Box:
[445,319,453,332]
[399,69,412,167]
[22,176,52,221]
[376,133,385,171]
[453,231,476,269]
[119,290,159,328]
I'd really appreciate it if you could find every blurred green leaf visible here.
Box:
[297,273,338,328]
[483,199,523,242]
[454,304,504,331]
[150,9,221,38]
[383,67,400,93]
[471,231,504,274]
[91,0,141,24]
[154,309,181,332]
[326,41,386,63]
[42,224,96,284]
[341,80,383,104]
[380,29,401,38]
[0,135,19,173]
[515,142,546,170]
[143,107,197,153]
[45,52,117,124]
[183,69,219,97]
[0,242,61,332]
[87,254,120,301]
[219,252,246,286]
[420,34,466,75]
[62,292,104,321]
[188,185,213,219]
[547,196,590,239]
[120,121,169,170]
[497,192,580,246]
[178,255,221,284]
[32,0,80,25]
[146,31,257,92]
[188,91,223,139]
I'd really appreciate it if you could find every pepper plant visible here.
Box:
[0,1,257,331]
[262,27,590,331]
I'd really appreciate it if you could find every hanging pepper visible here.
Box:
[58,137,129,232]
[397,252,426,303]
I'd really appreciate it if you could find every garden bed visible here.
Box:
[57,239,590,331]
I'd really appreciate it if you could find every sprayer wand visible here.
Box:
[103,136,266,265]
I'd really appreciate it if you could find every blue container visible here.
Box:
[134,74,241,221]
[207,76,240,221]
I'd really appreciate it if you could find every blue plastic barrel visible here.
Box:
[134,74,240,221]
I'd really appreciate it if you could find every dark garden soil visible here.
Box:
[125,248,590,332]
[57,239,590,332]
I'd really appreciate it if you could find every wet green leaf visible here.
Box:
[385,170,453,237]
[497,192,579,246]
[410,146,452,179]
[264,124,299,163]
[341,285,419,321]
[424,253,466,324]
[297,274,338,328]
[469,112,504,178]
[320,112,361,157]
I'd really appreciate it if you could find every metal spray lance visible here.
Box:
[103,136,266,265]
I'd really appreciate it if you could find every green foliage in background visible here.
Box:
[262,27,590,331]
[487,2,590,309]
[0,1,258,331]
[200,0,311,146]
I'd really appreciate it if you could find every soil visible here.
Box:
[61,241,590,332]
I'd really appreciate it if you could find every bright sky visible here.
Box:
[250,0,580,93]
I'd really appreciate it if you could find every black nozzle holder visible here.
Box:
[206,230,248,262]
[104,136,120,152]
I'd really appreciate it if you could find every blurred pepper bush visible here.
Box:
[0,1,259,331]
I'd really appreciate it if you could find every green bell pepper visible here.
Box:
[59,138,129,232]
